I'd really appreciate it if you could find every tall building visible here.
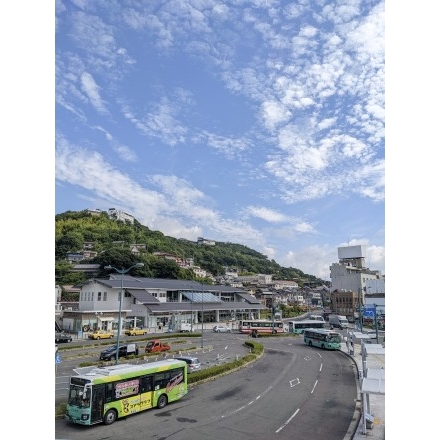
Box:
[330,245,383,294]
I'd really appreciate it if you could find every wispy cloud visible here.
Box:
[80,72,108,114]
[55,0,385,279]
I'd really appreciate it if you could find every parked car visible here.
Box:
[88,330,114,340]
[99,343,139,361]
[174,356,201,373]
[124,327,147,336]
[55,332,72,343]
[212,325,231,333]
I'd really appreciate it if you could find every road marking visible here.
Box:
[276,408,300,433]
[221,386,273,418]
[311,380,318,393]
[289,378,300,387]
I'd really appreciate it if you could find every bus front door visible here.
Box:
[91,385,105,424]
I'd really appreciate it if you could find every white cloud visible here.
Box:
[80,72,107,114]
[245,206,288,223]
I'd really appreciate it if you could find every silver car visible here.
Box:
[174,356,201,373]
[212,325,231,333]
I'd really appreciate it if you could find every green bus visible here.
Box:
[65,359,188,426]
[303,328,341,350]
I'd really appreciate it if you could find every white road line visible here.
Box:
[276,408,300,433]
[221,386,273,418]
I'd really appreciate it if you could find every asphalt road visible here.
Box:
[55,334,357,440]
[55,332,253,406]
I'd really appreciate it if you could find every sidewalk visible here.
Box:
[343,336,385,439]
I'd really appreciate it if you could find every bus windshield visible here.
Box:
[68,385,90,407]
[328,334,341,343]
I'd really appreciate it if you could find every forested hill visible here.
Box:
[55,210,323,286]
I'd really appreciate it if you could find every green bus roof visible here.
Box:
[72,359,186,384]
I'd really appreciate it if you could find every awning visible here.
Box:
[98,317,114,321]
[361,377,385,394]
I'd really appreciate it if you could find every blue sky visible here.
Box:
[54,0,385,280]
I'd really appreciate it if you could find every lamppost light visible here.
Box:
[103,262,144,364]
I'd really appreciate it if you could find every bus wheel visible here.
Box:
[157,394,168,409]
[309,341,312,347]
[321,344,325,349]
[104,409,117,425]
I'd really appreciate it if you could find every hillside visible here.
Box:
[55,210,324,286]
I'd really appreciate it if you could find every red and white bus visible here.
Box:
[238,319,284,335]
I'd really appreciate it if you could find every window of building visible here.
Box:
[98,292,101,301]
[103,292,107,301]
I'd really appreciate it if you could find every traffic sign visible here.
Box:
[55,352,62,364]
[363,307,375,318]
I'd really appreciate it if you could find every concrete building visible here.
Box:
[330,290,361,319]
[330,245,384,294]
[60,276,267,334]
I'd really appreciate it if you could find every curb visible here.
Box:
[341,350,362,440]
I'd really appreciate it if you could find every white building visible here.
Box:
[273,280,299,290]
[60,276,268,334]
[330,245,384,294]
[108,208,135,224]
[365,279,385,294]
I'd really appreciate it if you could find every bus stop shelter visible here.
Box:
[347,331,371,355]
[359,342,385,433]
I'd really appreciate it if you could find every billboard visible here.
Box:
[338,245,366,259]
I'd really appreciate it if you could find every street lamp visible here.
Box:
[272,291,275,333]
[104,263,144,364]
[201,282,204,349]
[190,292,194,333]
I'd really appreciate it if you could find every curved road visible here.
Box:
[55,335,357,440]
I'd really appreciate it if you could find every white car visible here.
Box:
[213,325,231,333]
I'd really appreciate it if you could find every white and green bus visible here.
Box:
[65,359,188,426]
[288,320,325,334]
[303,328,341,350]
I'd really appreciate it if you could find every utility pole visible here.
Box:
[358,288,363,332]
[374,303,379,342]
[272,291,275,333]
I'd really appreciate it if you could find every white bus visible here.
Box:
[238,319,284,335]
[288,320,325,334]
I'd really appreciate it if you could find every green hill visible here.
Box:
[55,210,323,286]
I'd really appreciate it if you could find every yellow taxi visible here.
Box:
[124,327,147,336]
[88,330,114,340]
